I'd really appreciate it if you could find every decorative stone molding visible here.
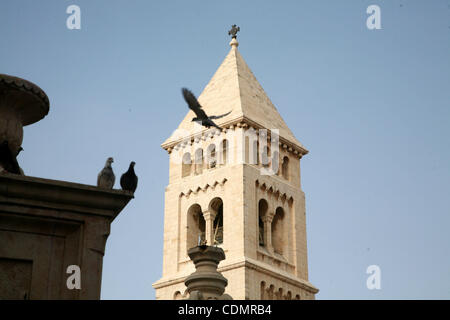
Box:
[260,281,301,300]
[179,178,227,198]
[255,179,294,204]
[162,116,308,159]
[0,74,49,119]
[184,245,232,300]
[0,74,50,157]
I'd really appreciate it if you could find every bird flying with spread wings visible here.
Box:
[182,88,231,130]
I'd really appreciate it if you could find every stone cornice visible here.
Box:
[161,116,308,159]
[152,257,319,294]
[255,178,298,204]
[228,258,319,294]
[0,174,133,220]
[179,178,228,198]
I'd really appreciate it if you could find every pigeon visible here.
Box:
[120,161,138,193]
[182,88,231,130]
[16,147,24,175]
[0,141,21,174]
[97,157,115,189]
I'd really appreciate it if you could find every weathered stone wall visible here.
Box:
[0,175,132,299]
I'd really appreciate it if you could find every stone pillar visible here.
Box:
[0,175,133,299]
[202,210,217,245]
[184,245,232,300]
[263,214,274,253]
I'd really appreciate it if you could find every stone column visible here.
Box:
[263,214,274,253]
[184,245,232,300]
[202,210,217,245]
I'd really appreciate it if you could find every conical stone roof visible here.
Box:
[163,38,306,154]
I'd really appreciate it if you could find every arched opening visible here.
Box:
[260,282,266,300]
[286,291,292,300]
[219,139,228,165]
[294,294,300,300]
[194,148,203,174]
[272,150,280,175]
[276,288,283,300]
[206,144,216,169]
[210,198,224,245]
[173,291,182,300]
[244,136,249,164]
[244,128,258,165]
[282,156,289,180]
[258,199,268,247]
[182,152,191,177]
[252,139,259,165]
[187,204,205,249]
[261,145,270,167]
[267,285,274,300]
[272,207,285,255]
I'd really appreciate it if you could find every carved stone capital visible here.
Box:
[263,213,274,224]
[184,246,232,300]
[202,210,217,221]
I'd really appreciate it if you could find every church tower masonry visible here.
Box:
[152,30,318,300]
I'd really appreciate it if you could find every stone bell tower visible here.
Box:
[152,28,318,300]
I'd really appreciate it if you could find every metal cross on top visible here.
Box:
[228,24,240,39]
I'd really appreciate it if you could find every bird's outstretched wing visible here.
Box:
[209,111,232,120]
[182,88,208,119]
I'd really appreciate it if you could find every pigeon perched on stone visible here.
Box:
[17,147,24,175]
[182,88,231,130]
[0,141,21,175]
[120,161,138,193]
[97,157,115,189]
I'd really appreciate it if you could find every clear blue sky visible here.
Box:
[1,0,449,299]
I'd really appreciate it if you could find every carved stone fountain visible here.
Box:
[184,245,232,300]
[0,73,49,156]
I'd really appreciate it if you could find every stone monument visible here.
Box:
[184,245,232,300]
[0,74,133,299]
[153,27,318,299]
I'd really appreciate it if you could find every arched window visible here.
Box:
[252,140,259,165]
[173,291,183,300]
[182,152,191,177]
[267,285,274,300]
[210,198,224,245]
[194,148,203,174]
[187,204,205,249]
[272,150,280,175]
[244,136,249,164]
[258,199,268,247]
[276,288,283,300]
[260,282,266,300]
[219,139,228,165]
[272,207,285,255]
[213,205,223,244]
[206,144,216,169]
[261,145,270,167]
[244,128,258,165]
[282,156,289,180]
[286,291,292,300]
